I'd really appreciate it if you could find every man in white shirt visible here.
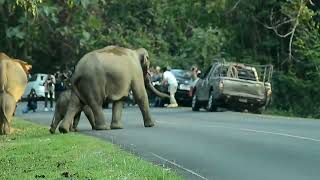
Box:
[162,66,178,108]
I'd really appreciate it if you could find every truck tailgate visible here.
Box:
[221,77,265,99]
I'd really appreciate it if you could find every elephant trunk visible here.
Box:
[146,81,170,99]
[144,73,170,99]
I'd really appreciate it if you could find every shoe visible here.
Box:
[167,103,178,108]
[44,108,49,112]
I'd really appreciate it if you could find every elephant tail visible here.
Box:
[0,93,9,134]
[71,74,88,105]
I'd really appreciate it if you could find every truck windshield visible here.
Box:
[237,68,257,81]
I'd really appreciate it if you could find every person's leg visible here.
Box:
[49,91,53,110]
[44,92,48,111]
[168,84,178,107]
[169,85,177,104]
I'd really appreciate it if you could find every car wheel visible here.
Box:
[192,94,200,111]
[207,91,217,112]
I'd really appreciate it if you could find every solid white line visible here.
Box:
[159,121,320,143]
[239,128,320,142]
[151,152,209,180]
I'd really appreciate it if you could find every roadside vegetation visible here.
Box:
[0,0,319,118]
[0,118,182,180]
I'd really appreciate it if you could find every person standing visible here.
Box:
[190,65,201,97]
[162,66,178,108]
[44,74,56,111]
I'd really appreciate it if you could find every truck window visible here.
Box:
[237,67,257,81]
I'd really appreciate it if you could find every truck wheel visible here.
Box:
[192,94,200,111]
[207,91,217,112]
[252,106,265,114]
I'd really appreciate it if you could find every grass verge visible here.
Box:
[0,118,182,180]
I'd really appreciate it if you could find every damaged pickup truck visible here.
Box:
[192,61,273,113]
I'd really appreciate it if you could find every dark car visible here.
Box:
[152,69,193,107]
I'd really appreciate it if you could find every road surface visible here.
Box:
[16,102,320,180]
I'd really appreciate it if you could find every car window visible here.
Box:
[201,65,213,79]
[40,75,45,81]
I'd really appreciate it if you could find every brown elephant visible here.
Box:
[0,53,32,135]
[49,89,96,134]
[58,46,169,133]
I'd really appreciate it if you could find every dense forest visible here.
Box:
[0,0,319,117]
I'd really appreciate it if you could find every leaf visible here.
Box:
[82,31,90,40]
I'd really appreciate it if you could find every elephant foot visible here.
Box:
[69,127,78,132]
[144,120,155,128]
[95,124,110,130]
[110,122,123,129]
[49,128,55,134]
[0,124,10,135]
[58,125,69,134]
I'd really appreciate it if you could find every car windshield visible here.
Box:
[171,70,192,80]
[29,74,38,82]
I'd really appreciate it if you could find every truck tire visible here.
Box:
[192,94,200,111]
[251,106,265,114]
[207,91,217,112]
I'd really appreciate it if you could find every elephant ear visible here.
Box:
[136,48,149,67]
[136,48,150,75]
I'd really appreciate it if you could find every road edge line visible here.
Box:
[151,152,209,180]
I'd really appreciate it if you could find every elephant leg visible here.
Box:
[89,102,109,130]
[0,93,15,135]
[83,105,96,130]
[58,93,81,133]
[111,101,124,129]
[49,110,63,134]
[70,111,81,132]
[132,82,155,127]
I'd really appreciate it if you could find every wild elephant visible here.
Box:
[58,46,169,133]
[0,53,32,135]
[49,89,96,133]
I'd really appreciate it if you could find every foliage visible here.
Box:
[0,0,319,117]
[0,119,182,179]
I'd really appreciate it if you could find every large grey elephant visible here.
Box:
[58,46,169,133]
[49,89,95,134]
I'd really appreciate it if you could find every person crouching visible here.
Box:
[23,88,38,113]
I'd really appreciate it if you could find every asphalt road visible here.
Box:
[16,102,320,180]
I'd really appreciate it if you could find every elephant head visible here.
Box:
[135,48,170,99]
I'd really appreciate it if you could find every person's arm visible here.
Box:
[51,75,56,84]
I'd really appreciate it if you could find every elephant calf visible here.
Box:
[49,90,96,133]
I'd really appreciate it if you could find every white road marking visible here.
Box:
[159,121,320,143]
[238,128,320,142]
[151,152,209,180]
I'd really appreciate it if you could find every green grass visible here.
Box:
[0,119,182,180]
[264,108,319,120]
